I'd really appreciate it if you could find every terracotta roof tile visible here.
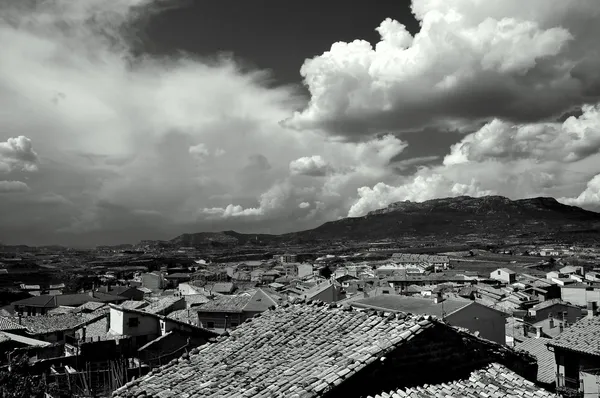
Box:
[10,313,103,334]
[113,302,436,398]
[549,315,600,356]
[369,363,553,397]
[0,315,27,331]
[515,337,556,384]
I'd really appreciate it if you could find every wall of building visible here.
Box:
[196,311,245,332]
[530,304,582,324]
[297,264,313,279]
[561,287,600,307]
[109,308,159,337]
[554,347,600,395]
[446,303,506,345]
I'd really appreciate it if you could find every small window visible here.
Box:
[128,317,139,327]
[207,321,215,329]
[497,270,501,275]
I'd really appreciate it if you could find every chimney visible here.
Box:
[559,322,564,333]
[587,301,598,319]
[535,326,542,339]
[549,313,555,328]
[523,324,528,337]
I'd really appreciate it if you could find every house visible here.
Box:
[515,337,557,389]
[19,283,65,296]
[391,253,450,271]
[106,304,217,350]
[177,282,203,296]
[97,285,145,301]
[528,299,582,324]
[335,274,358,288]
[561,282,600,306]
[548,301,600,396]
[12,292,127,316]
[560,265,584,276]
[376,263,428,278]
[490,268,516,284]
[0,316,28,334]
[352,293,507,344]
[142,296,186,316]
[195,289,281,333]
[372,363,554,397]
[206,282,235,295]
[14,312,105,343]
[113,301,540,398]
[296,281,346,303]
[141,272,167,290]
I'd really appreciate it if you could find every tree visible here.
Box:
[0,354,52,398]
[319,265,333,279]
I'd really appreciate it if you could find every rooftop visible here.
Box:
[0,315,27,331]
[352,295,472,318]
[367,363,554,398]
[515,337,556,384]
[143,296,184,315]
[549,315,600,356]
[12,313,103,334]
[114,302,438,398]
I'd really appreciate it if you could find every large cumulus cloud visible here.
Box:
[286,0,600,137]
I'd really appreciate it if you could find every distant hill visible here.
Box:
[146,196,600,248]
[282,196,600,243]
[168,230,280,248]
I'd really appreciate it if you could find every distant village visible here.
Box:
[2,242,600,397]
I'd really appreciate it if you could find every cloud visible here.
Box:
[286,0,600,137]
[289,155,331,177]
[444,104,600,165]
[348,174,493,217]
[298,201,310,209]
[560,174,600,209]
[0,180,30,193]
[0,136,39,173]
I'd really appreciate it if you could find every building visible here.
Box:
[515,337,556,390]
[352,293,507,344]
[12,292,127,316]
[141,272,167,290]
[97,285,145,301]
[375,263,428,277]
[113,301,540,398]
[490,268,516,284]
[561,282,600,307]
[391,253,450,271]
[373,363,554,397]
[548,302,600,397]
[528,299,582,324]
[19,283,65,296]
[195,288,282,333]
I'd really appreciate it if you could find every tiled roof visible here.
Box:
[515,337,556,384]
[0,315,27,331]
[12,292,127,308]
[530,298,571,311]
[210,282,235,294]
[47,306,76,315]
[76,302,108,312]
[368,363,554,398]
[167,309,198,326]
[352,295,472,318]
[143,297,184,315]
[0,332,10,344]
[195,293,253,313]
[549,315,600,356]
[11,313,102,334]
[119,300,148,310]
[114,302,437,398]
[183,294,209,307]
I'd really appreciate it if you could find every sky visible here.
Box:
[1,0,600,247]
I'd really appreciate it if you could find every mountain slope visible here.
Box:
[281,196,600,243]
[157,196,600,247]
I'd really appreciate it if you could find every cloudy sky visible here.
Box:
[1,0,600,247]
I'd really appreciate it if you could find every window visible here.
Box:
[128,317,139,327]
[497,270,501,275]
[207,321,215,329]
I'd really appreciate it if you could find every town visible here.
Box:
[2,240,600,397]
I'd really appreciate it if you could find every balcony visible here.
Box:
[556,374,583,398]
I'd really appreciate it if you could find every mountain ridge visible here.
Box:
[160,195,600,247]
